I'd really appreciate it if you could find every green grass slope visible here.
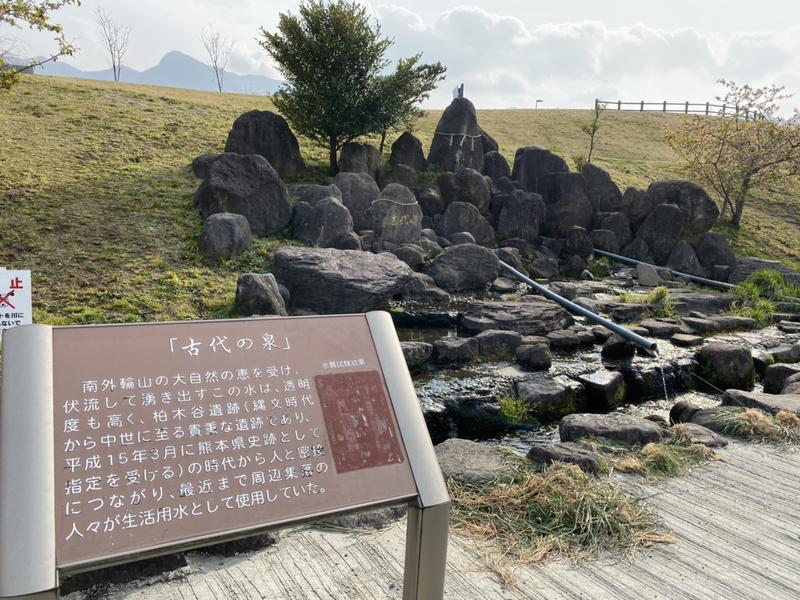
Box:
[1,75,798,325]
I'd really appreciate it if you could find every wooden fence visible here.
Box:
[595,99,761,120]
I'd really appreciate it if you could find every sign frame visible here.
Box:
[0,311,449,599]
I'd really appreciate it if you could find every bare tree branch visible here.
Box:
[200,26,233,92]
[96,7,131,82]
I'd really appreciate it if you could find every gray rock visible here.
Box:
[339,142,381,177]
[194,153,291,236]
[417,238,444,258]
[667,240,707,277]
[784,374,800,394]
[368,184,423,245]
[224,110,305,176]
[461,298,573,335]
[417,185,446,217]
[673,423,728,448]
[622,187,656,228]
[763,363,800,394]
[433,336,479,364]
[767,344,800,364]
[601,333,636,359]
[511,146,569,195]
[728,257,800,286]
[482,151,511,181]
[401,341,433,371]
[449,231,476,245]
[560,413,669,445]
[434,438,509,485]
[545,172,594,237]
[640,319,679,337]
[491,277,518,294]
[670,399,703,424]
[516,376,581,418]
[288,183,341,206]
[427,97,484,172]
[546,330,580,351]
[496,191,546,242]
[438,167,491,214]
[273,247,414,314]
[379,163,418,190]
[333,231,362,250]
[198,213,252,259]
[683,316,720,335]
[530,256,560,279]
[495,247,527,273]
[622,237,654,264]
[562,226,594,258]
[574,297,599,314]
[695,232,737,270]
[723,389,800,415]
[235,273,288,317]
[401,272,451,304]
[191,153,221,179]
[475,329,523,358]
[646,180,719,236]
[333,172,380,231]
[429,244,500,292]
[527,442,601,473]
[389,132,427,172]
[292,197,354,248]
[697,342,754,391]
[636,203,684,264]
[560,255,588,279]
[637,263,661,287]
[392,245,426,270]
[515,344,553,370]
[581,163,623,212]
[588,229,620,253]
[479,127,499,153]
[576,370,626,408]
[441,202,495,245]
[599,212,632,247]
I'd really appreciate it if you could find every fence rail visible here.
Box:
[595,98,761,120]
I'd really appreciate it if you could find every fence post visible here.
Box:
[663,101,667,112]
[722,103,726,116]
[617,100,621,111]
[705,102,709,115]
[684,101,689,114]
[640,100,644,112]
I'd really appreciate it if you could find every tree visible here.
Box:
[0,0,80,91]
[666,80,800,227]
[200,26,233,93]
[259,0,444,173]
[581,101,605,165]
[369,54,445,154]
[96,7,130,82]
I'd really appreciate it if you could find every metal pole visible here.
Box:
[592,249,736,290]
[498,262,657,352]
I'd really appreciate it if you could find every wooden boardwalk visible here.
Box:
[66,441,800,599]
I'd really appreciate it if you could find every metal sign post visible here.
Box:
[0,312,449,599]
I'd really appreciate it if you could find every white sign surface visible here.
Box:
[0,269,32,336]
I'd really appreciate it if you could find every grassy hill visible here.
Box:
[1,75,799,326]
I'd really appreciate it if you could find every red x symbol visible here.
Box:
[0,291,15,309]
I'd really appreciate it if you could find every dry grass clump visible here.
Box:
[448,461,671,566]
[715,408,800,444]
[612,441,717,477]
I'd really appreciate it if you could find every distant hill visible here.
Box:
[30,51,282,95]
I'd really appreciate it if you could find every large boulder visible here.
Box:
[437,167,491,214]
[516,376,581,419]
[581,163,623,212]
[511,146,569,195]
[379,163,418,190]
[728,257,800,286]
[417,185,446,217]
[562,226,594,258]
[527,442,600,474]
[666,240,707,277]
[695,232,737,270]
[429,244,500,292]
[433,336,479,364]
[427,97,484,172]
[224,110,305,176]
[288,183,342,206]
[461,298,573,335]
[333,172,380,231]
[697,342,754,391]
[646,180,719,236]
[292,197,354,248]
[545,172,594,237]
[368,184,423,245]
[496,191,546,242]
[434,438,509,485]
[272,247,414,314]
[763,364,800,394]
[599,212,632,247]
[588,229,620,253]
[622,238,654,263]
[198,212,252,259]
[482,151,511,181]
[339,142,381,178]
[479,127,499,153]
[389,132,427,172]
[559,413,669,445]
[192,153,221,179]
[441,202,496,246]
[194,153,291,236]
[401,341,433,372]
[235,273,288,317]
[636,203,684,264]
[621,187,655,228]
[722,390,800,416]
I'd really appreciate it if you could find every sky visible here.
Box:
[5,0,800,110]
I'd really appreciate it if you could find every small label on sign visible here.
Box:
[0,269,32,337]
